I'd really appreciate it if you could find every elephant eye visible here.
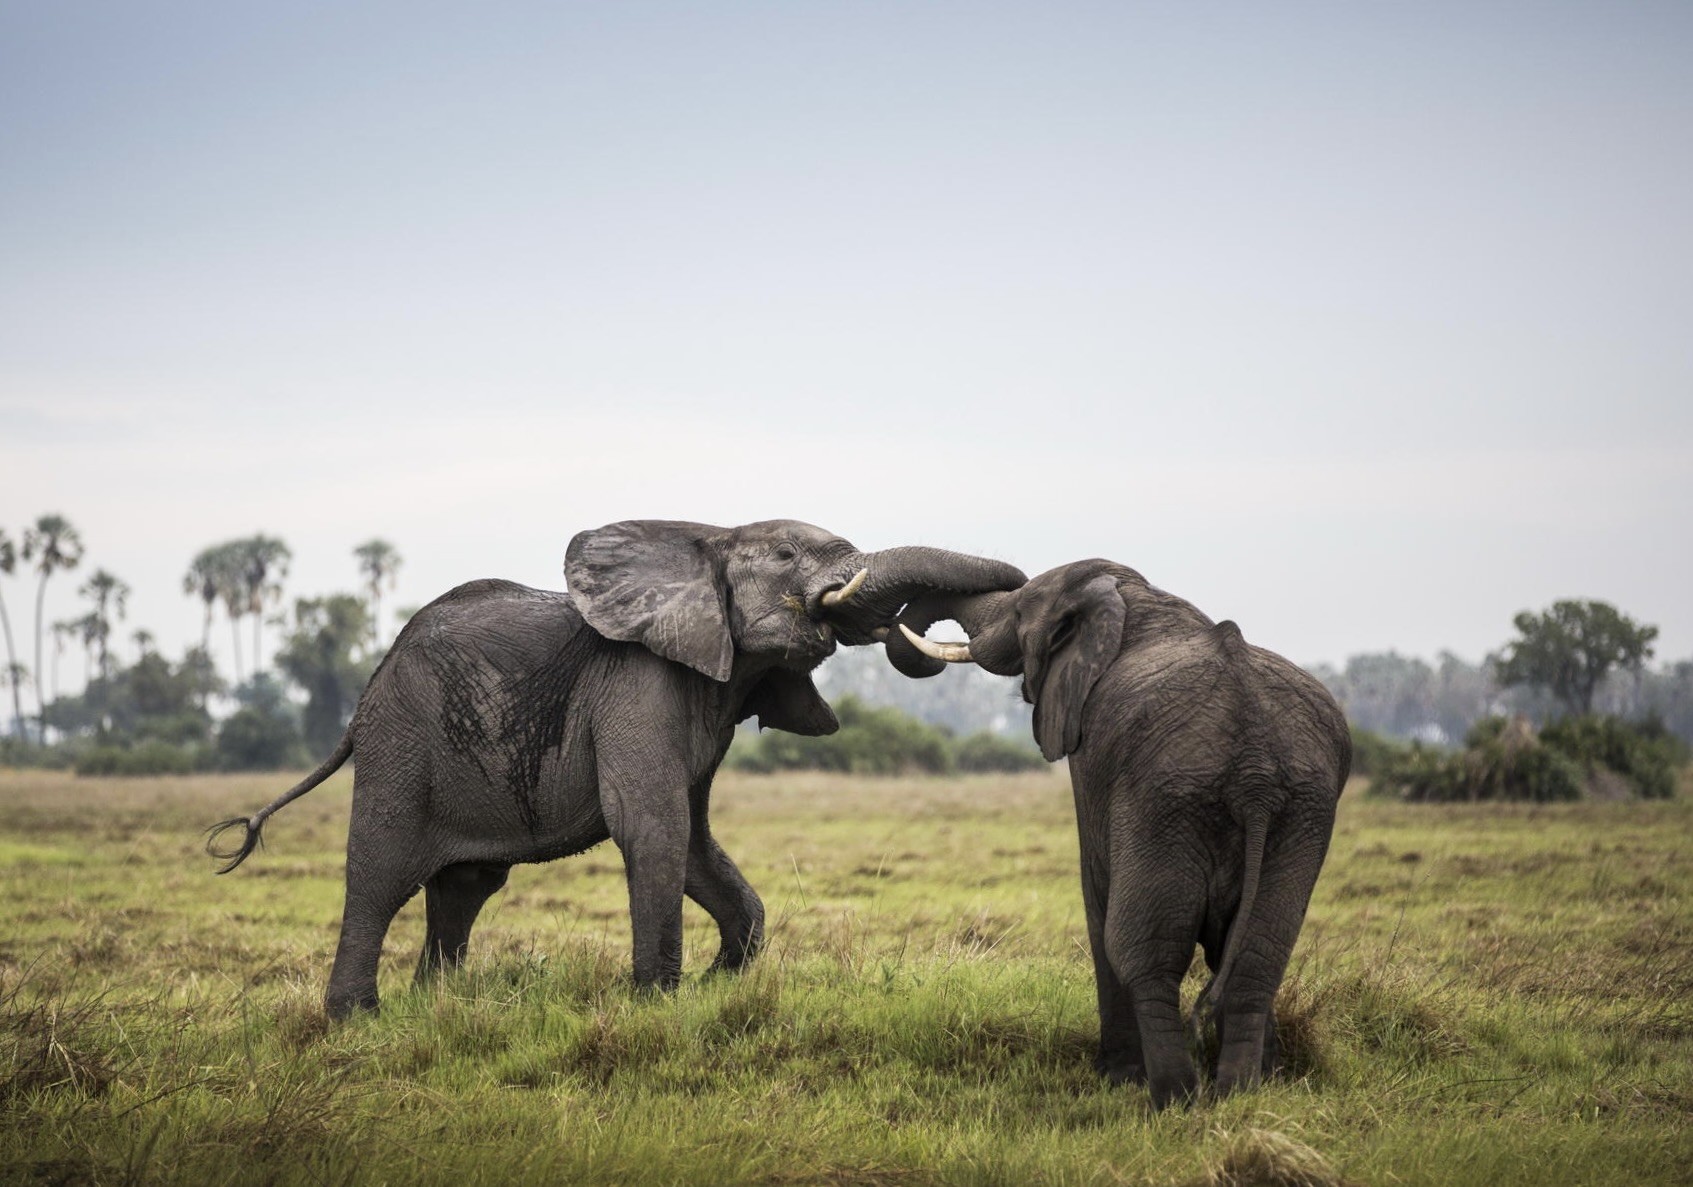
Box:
[774,543,797,562]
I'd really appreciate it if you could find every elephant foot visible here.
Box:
[1096,1051,1147,1087]
[706,932,763,974]
[325,990,379,1022]
[1147,1070,1200,1112]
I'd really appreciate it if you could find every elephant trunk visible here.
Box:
[821,546,1025,649]
[886,589,1023,678]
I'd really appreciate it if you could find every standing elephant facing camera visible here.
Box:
[893,559,1349,1109]
[208,518,1024,1019]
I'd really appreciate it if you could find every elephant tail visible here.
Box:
[204,730,356,874]
[1188,808,1270,1056]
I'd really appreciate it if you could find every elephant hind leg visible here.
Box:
[1105,873,1206,1109]
[325,873,420,1020]
[415,862,511,982]
[1210,851,1323,1097]
[1207,1000,1283,1085]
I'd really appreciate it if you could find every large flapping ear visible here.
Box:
[737,669,840,736]
[1023,573,1125,761]
[565,520,734,682]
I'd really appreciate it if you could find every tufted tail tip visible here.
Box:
[205,817,264,874]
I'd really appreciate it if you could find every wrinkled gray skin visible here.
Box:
[892,560,1349,1109]
[208,519,1024,1019]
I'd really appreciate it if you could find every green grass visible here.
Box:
[2,768,1691,1186]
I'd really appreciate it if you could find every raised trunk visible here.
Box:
[823,546,1025,647]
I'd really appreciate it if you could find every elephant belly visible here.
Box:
[422,741,608,865]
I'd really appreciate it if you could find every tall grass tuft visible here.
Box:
[1190,1128,1360,1187]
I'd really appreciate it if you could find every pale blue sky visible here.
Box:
[3,1,1690,686]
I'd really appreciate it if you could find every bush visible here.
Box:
[952,731,1046,773]
[1458,721,1586,802]
[1374,716,1584,803]
[728,696,1044,776]
[1372,713,1684,803]
[74,740,205,777]
[1539,713,1686,800]
[1347,725,1408,779]
[215,706,307,771]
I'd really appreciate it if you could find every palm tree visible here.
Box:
[184,541,248,685]
[183,545,227,656]
[22,514,84,743]
[0,529,25,739]
[238,534,291,677]
[50,619,76,706]
[69,611,102,687]
[77,568,132,678]
[354,539,403,650]
[219,565,247,687]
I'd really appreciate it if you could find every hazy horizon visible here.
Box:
[5,2,1690,696]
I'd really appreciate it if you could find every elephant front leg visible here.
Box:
[603,780,690,991]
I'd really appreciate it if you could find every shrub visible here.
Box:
[1347,725,1408,779]
[74,740,205,777]
[729,696,1042,776]
[1371,713,1687,803]
[1374,716,1584,803]
[1539,714,1686,800]
[952,731,1046,773]
[215,706,308,771]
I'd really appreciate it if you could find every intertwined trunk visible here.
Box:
[825,546,1025,647]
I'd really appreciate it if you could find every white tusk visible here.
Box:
[820,567,869,607]
[898,623,974,664]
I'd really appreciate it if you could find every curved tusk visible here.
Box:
[898,623,974,664]
[820,567,869,607]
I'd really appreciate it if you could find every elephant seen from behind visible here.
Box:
[894,559,1350,1109]
[208,518,1025,1019]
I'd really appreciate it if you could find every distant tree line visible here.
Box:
[1309,601,1689,747]
[3,517,1689,796]
[727,694,1045,776]
[812,646,1033,739]
[0,512,404,775]
[1337,600,1688,802]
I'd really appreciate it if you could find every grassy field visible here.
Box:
[2,766,1691,1186]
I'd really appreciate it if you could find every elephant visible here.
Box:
[207,518,1024,1019]
[892,559,1350,1109]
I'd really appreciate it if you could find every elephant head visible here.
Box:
[890,559,1147,760]
[565,518,1027,729]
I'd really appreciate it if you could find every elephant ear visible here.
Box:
[737,669,840,737]
[1023,573,1125,762]
[565,520,734,682]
